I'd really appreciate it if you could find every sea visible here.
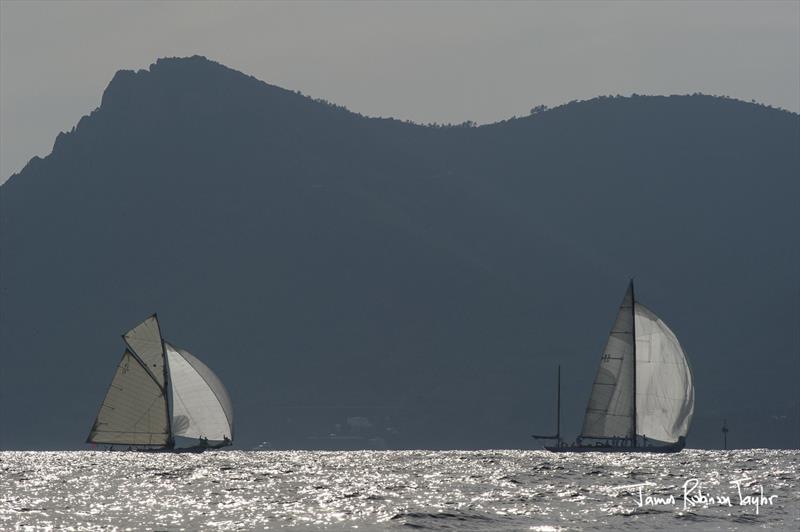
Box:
[1,450,797,531]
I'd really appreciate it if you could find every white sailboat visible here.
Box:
[87,314,234,451]
[534,281,694,452]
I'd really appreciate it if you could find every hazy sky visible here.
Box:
[1,0,798,181]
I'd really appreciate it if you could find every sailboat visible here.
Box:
[533,281,694,453]
[87,314,234,451]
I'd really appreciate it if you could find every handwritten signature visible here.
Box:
[619,478,778,514]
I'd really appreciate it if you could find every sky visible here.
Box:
[1,0,798,182]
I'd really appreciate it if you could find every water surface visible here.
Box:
[1,450,797,530]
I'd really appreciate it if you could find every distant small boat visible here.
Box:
[533,280,694,453]
[87,314,233,451]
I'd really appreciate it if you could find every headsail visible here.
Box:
[581,283,636,439]
[86,350,170,445]
[166,342,234,442]
[634,303,694,442]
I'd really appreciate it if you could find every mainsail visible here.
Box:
[87,315,233,448]
[581,282,694,443]
[581,283,636,439]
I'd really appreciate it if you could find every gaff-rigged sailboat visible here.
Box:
[533,281,694,453]
[87,314,234,451]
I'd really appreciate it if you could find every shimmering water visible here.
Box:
[1,450,797,530]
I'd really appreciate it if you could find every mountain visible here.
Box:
[1,56,798,450]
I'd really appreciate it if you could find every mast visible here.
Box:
[163,340,174,449]
[532,364,561,441]
[630,279,637,447]
[722,419,729,450]
[158,320,174,449]
[154,313,174,449]
[556,365,561,445]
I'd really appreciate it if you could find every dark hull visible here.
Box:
[545,440,685,453]
[103,444,232,453]
[137,446,212,453]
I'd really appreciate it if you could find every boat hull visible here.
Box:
[137,446,215,453]
[545,440,685,453]
[102,443,232,453]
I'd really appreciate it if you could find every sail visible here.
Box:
[634,303,694,443]
[581,283,636,439]
[87,350,170,445]
[123,314,166,388]
[165,342,234,442]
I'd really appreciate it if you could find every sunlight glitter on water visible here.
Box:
[0,450,798,531]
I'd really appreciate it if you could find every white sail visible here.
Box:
[87,350,170,445]
[634,303,694,443]
[123,314,166,388]
[166,342,234,442]
[581,283,636,439]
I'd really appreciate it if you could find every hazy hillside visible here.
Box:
[1,56,798,450]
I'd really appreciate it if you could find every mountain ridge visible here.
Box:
[6,54,796,186]
[1,55,798,450]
